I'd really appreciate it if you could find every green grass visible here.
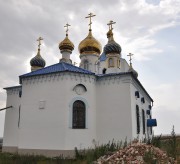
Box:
[0,152,85,164]
[0,128,180,164]
[151,126,180,160]
[0,140,123,164]
[74,139,124,163]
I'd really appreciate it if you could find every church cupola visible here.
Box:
[103,21,121,72]
[127,53,138,78]
[78,13,102,56]
[104,21,121,56]
[30,37,46,72]
[79,13,102,73]
[59,23,74,64]
[78,30,102,55]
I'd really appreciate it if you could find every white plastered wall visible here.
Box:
[130,78,152,141]
[99,58,130,74]
[3,87,21,148]
[96,75,133,144]
[80,54,99,73]
[18,72,97,151]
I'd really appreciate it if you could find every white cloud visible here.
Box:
[152,82,180,111]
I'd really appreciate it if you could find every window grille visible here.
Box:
[136,105,140,134]
[73,100,86,129]
[142,109,145,134]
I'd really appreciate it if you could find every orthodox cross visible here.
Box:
[127,53,133,67]
[107,20,116,30]
[64,23,71,36]
[37,37,43,50]
[85,12,96,30]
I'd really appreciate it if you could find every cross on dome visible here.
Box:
[107,20,116,30]
[85,12,96,31]
[64,23,71,36]
[37,37,43,50]
[127,53,134,67]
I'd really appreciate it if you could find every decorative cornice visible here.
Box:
[22,72,96,85]
[4,85,22,90]
[20,70,152,102]
[80,53,99,58]
[6,87,22,95]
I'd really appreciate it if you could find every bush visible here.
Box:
[75,140,123,163]
[151,125,178,160]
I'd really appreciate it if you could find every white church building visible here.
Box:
[2,14,157,157]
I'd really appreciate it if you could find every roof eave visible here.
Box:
[97,72,153,102]
[3,85,22,90]
[19,70,95,84]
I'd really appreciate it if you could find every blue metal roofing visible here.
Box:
[18,62,153,102]
[97,72,131,77]
[20,62,94,82]
[99,52,107,61]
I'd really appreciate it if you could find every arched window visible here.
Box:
[73,100,86,129]
[108,58,114,67]
[142,109,145,134]
[136,105,140,134]
[84,60,89,70]
[95,61,100,72]
[102,68,106,74]
[117,59,120,67]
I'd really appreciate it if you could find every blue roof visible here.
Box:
[99,52,107,61]
[20,62,94,83]
[19,63,153,102]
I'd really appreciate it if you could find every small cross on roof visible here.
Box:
[64,23,71,36]
[107,20,116,30]
[37,37,43,49]
[85,12,96,30]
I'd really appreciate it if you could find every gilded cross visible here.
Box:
[37,37,43,49]
[85,12,96,30]
[107,20,116,30]
[127,53,134,67]
[64,23,71,36]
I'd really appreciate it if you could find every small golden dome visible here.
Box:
[78,30,102,55]
[59,35,74,52]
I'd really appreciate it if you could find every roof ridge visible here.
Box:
[61,62,67,70]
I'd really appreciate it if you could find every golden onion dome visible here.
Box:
[59,34,74,52]
[78,30,102,55]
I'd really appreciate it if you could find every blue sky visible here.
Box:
[0,0,180,137]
